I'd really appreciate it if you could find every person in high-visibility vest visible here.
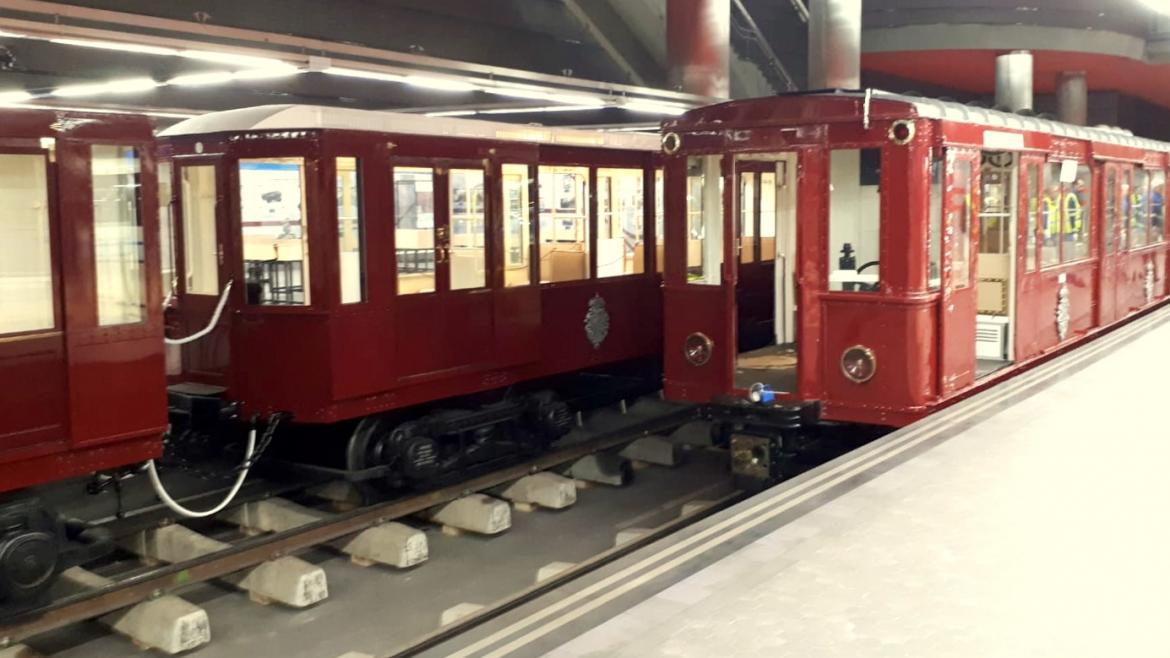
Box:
[1042,185,1062,244]
[1064,180,1086,241]
[1153,183,1165,240]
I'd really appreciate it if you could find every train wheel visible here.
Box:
[344,415,398,503]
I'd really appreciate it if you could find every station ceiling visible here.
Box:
[0,1,1168,133]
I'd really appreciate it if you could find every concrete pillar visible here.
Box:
[808,0,861,89]
[667,0,731,97]
[995,50,1034,113]
[1057,71,1088,126]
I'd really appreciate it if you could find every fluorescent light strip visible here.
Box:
[179,49,296,70]
[0,29,29,38]
[323,67,407,83]
[485,86,605,107]
[479,105,603,115]
[53,77,159,98]
[404,75,479,92]
[622,101,689,116]
[50,38,179,57]
[232,68,301,81]
[167,71,235,87]
[17,103,198,119]
[425,110,478,117]
[0,90,33,104]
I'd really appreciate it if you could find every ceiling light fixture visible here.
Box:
[622,101,689,116]
[232,67,302,80]
[179,49,295,70]
[53,77,159,98]
[322,67,407,83]
[479,105,603,115]
[167,71,235,87]
[0,29,29,39]
[404,75,480,92]
[425,110,478,117]
[486,86,605,107]
[0,90,32,104]
[50,38,179,57]
[19,103,198,119]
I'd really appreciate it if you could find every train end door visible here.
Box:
[663,154,736,401]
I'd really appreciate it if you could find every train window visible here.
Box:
[92,145,145,326]
[394,166,436,295]
[759,171,777,263]
[928,158,943,289]
[1151,170,1166,243]
[597,168,644,277]
[1104,168,1118,256]
[1062,164,1091,263]
[952,158,972,290]
[828,149,882,293]
[739,172,756,264]
[181,165,219,296]
[0,154,54,334]
[337,157,364,303]
[978,166,1011,256]
[239,157,309,305]
[538,166,590,283]
[1132,168,1150,249]
[502,164,532,287]
[1041,163,1061,268]
[686,155,723,285]
[158,161,176,300]
[450,169,486,290]
[1024,164,1039,272]
[654,168,664,273]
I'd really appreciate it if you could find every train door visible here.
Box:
[663,154,735,401]
[733,153,799,393]
[939,149,980,394]
[1015,157,1044,359]
[1098,162,1124,325]
[391,160,494,380]
[0,146,68,451]
[173,158,231,384]
[974,151,1017,377]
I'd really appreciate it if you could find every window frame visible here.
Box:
[236,155,313,307]
[1038,159,1093,269]
[0,147,61,337]
[91,143,148,327]
[826,144,885,295]
[335,156,366,304]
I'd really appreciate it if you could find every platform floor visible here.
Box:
[431,307,1170,658]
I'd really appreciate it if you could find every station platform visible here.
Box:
[426,305,1170,658]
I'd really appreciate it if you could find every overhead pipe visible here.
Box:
[1056,71,1088,126]
[808,0,862,89]
[994,50,1034,113]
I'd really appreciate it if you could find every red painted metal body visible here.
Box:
[0,109,166,494]
[661,93,1170,427]
[161,126,662,424]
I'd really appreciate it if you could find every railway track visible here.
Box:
[1,397,745,657]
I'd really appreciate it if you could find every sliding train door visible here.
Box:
[938,149,980,394]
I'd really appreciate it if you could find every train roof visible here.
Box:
[673,90,1170,154]
[159,104,661,151]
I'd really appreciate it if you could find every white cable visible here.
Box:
[145,428,256,519]
[165,279,234,346]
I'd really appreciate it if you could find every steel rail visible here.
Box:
[0,407,696,645]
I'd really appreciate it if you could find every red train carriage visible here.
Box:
[659,91,1169,481]
[0,109,165,605]
[158,105,663,487]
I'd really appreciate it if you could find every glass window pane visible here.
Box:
[93,145,145,326]
[394,166,436,295]
[654,168,664,273]
[1063,165,1091,262]
[1024,164,1039,272]
[759,171,777,263]
[539,166,590,283]
[1041,163,1061,268]
[181,165,218,296]
[1104,168,1117,256]
[337,157,364,303]
[739,172,756,264]
[240,157,309,305]
[502,164,532,287]
[1132,168,1150,249]
[928,158,944,287]
[829,148,882,293]
[952,158,972,290]
[158,161,176,300]
[978,165,1011,255]
[686,155,723,285]
[450,168,486,290]
[597,168,644,277]
[0,154,53,333]
[1151,170,1166,243]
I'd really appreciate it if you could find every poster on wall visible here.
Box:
[239,161,304,239]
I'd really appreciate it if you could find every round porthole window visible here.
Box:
[684,332,713,366]
[888,120,915,145]
[662,132,682,155]
[840,345,877,383]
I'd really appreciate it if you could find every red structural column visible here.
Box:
[667,0,730,98]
